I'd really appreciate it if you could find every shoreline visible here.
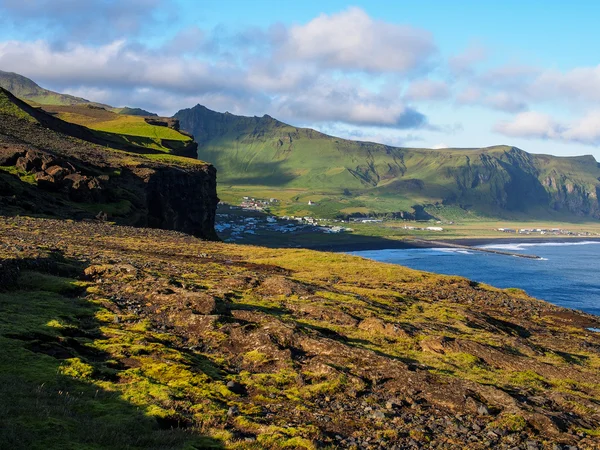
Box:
[307,235,600,253]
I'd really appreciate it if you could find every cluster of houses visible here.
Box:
[349,218,383,223]
[215,206,353,242]
[403,225,444,232]
[496,227,599,236]
[240,197,279,211]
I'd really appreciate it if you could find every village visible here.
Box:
[495,227,600,237]
[218,197,600,244]
[215,198,354,243]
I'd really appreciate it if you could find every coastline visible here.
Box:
[308,235,600,253]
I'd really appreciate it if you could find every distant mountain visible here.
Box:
[113,106,158,117]
[0,70,104,106]
[0,70,157,116]
[175,104,600,219]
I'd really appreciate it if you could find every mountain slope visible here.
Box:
[175,105,600,220]
[0,70,156,117]
[0,70,106,106]
[2,216,600,448]
[0,87,217,239]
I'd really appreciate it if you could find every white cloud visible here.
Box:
[0,37,430,129]
[494,110,600,145]
[0,0,167,44]
[274,81,427,129]
[404,80,449,101]
[494,112,561,140]
[448,44,487,76]
[456,87,527,112]
[561,111,600,144]
[281,7,437,74]
[531,65,600,103]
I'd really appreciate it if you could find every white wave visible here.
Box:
[436,248,472,255]
[480,241,600,251]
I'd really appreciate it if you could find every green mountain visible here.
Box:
[0,70,156,116]
[112,106,158,116]
[0,69,104,106]
[175,105,600,220]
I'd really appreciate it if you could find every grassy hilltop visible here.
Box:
[175,105,600,221]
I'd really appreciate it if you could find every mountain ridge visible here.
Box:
[0,70,156,116]
[175,104,600,220]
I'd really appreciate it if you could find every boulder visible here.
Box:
[35,172,58,191]
[44,164,69,180]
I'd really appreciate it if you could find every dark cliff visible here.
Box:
[0,88,218,240]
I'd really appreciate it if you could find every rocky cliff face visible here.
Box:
[0,88,218,240]
[133,165,218,240]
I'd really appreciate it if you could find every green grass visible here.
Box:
[0,90,37,121]
[0,270,220,449]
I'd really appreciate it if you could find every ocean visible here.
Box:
[351,241,600,316]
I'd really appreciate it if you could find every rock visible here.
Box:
[144,117,180,131]
[45,164,69,180]
[477,404,490,416]
[227,406,239,416]
[358,317,409,338]
[371,411,385,420]
[15,150,46,173]
[226,381,247,395]
[140,166,218,240]
[186,292,217,315]
[62,173,102,202]
[35,172,58,191]
[419,335,455,354]
[0,147,25,166]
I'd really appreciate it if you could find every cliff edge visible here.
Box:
[0,87,218,240]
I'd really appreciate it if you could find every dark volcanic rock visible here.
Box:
[129,165,218,240]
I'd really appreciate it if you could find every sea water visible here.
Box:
[351,241,600,316]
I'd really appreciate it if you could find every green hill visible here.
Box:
[0,70,156,116]
[0,70,107,106]
[175,105,600,220]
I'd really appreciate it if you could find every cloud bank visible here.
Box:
[0,2,599,150]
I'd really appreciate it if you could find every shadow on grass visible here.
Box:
[0,253,224,450]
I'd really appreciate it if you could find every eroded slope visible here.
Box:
[1,217,599,449]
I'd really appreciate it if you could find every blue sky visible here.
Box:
[1,0,600,159]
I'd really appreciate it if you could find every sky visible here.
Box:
[1,0,600,159]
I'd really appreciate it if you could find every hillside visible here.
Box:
[2,216,600,449]
[175,105,600,220]
[0,87,217,239]
[0,70,108,107]
[0,70,156,116]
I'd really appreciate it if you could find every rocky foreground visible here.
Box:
[1,216,600,449]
